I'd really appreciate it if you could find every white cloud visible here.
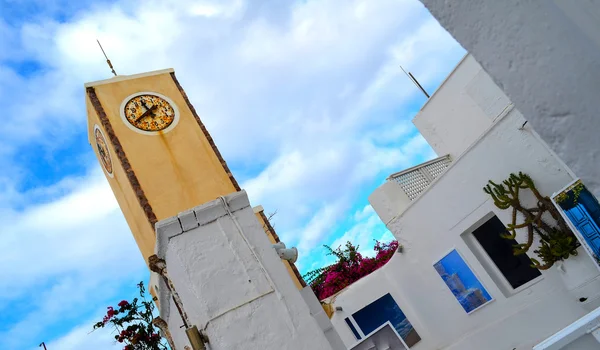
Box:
[354,204,374,222]
[22,0,459,263]
[0,0,464,347]
[35,319,121,350]
[299,204,395,272]
[32,0,457,162]
[296,201,348,254]
[0,167,147,349]
[242,132,435,248]
[330,205,395,258]
[0,0,461,183]
[0,169,142,294]
[187,0,245,18]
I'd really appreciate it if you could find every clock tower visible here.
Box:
[85,69,305,290]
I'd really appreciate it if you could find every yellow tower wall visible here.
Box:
[86,99,156,257]
[85,69,306,292]
[86,69,237,260]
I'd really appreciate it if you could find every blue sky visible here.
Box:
[0,0,464,348]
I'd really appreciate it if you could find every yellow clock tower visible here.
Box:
[85,69,305,290]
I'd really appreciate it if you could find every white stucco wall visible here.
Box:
[350,323,407,350]
[385,109,589,350]
[562,335,600,350]
[154,191,334,350]
[341,108,598,349]
[299,286,346,350]
[417,0,600,196]
[533,305,600,350]
[413,54,509,159]
[368,181,412,226]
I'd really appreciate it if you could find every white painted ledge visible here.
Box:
[533,306,600,349]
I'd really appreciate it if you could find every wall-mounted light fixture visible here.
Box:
[272,242,298,263]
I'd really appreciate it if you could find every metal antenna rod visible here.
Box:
[400,65,430,99]
[97,39,117,76]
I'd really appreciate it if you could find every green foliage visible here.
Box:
[483,172,579,270]
[532,227,579,268]
[555,181,585,209]
[326,241,363,266]
[303,241,362,286]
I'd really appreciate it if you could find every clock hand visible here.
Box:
[150,106,161,118]
[134,105,158,123]
[140,97,152,111]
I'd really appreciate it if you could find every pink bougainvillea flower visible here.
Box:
[308,240,399,300]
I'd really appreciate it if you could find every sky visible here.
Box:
[0,0,465,348]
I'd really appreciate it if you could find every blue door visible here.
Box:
[564,189,600,258]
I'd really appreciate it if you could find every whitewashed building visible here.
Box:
[326,54,600,350]
[153,192,344,350]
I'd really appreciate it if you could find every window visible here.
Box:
[434,249,493,313]
[472,216,541,289]
[351,293,421,348]
[345,318,361,340]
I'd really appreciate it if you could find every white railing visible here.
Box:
[387,155,452,200]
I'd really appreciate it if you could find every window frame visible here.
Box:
[462,212,544,297]
[432,247,495,315]
[346,292,420,349]
[344,317,363,341]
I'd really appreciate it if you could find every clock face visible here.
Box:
[94,126,113,177]
[123,94,176,132]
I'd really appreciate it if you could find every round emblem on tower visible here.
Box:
[94,124,114,178]
[120,92,180,135]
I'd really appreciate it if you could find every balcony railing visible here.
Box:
[387,155,452,200]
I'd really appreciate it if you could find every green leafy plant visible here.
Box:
[483,172,578,270]
[93,282,169,350]
[555,181,585,210]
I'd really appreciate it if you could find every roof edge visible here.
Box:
[84,68,175,88]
